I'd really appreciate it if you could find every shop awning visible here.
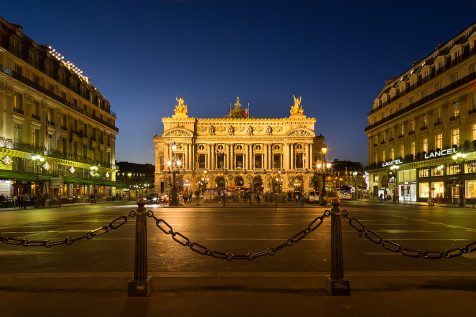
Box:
[97,180,120,187]
[0,170,52,182]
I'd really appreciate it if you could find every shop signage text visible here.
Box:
[424,148,457,160]
[382,159,403,167]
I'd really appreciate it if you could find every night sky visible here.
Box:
[3,1,475,165]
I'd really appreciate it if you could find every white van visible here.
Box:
[306,191,320,203]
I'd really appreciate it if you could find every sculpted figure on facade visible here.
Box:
[173,97,188,117]
[228,125,235,135]
[266,126,273,135]
[290,95,304,116]
[208,125,215,136]
[246,125,253,136]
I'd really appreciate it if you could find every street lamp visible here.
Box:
[167,142,182,206]
[389,165,400,203]
[452,152,467,207]
[89,165,99,203]
[352,171,358,199]
[31,154,45,208]
[275,170,283,207]
[316,145,332,205]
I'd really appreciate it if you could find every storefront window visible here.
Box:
[418,168,429,178]
[466,180,476,198]
[419,182,430,198]
[447,163,460,175]
[466,161,476,174]
[430,165,444,176]
[431,182,444,198]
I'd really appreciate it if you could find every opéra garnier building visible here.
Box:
[154,97,325,195]
[366,22,476,204]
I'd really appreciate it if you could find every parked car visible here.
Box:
[305,191,320,203]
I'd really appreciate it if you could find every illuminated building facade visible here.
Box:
[366,22,476,203]
[154,96,326,196]
[0,17,118,201]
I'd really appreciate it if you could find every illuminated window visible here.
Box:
[422,138,428,152]
[382,150,386,162]
[390,148,394,160]
[435,134,443,149]
[411,141,415,156]
[419,182,430,198]
[472,124,476,141]
[453,101,460,117]
[419,168,429,178]
[451,128,460,146]
[400,144,404,157]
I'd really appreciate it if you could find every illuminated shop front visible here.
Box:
[370,148,476,204]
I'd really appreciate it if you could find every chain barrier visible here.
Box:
[342,210,476,259]
[146,209,331,261]
[0,215,131,248]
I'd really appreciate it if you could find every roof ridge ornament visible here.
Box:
[173,97,188,118]
[290,95,305,117]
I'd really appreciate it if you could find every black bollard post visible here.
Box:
[128,201,152,296]
[326,200,350,296]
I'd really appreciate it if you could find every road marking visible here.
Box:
[413,219,476,232]
[380,230,438,233]
[364,252,400,256]
[0,250,48,256]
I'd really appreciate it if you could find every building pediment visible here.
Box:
[163,128,194,138]
[287,128,315,137]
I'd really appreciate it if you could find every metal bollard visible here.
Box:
[128,201,152,296]
[326,201,350,296]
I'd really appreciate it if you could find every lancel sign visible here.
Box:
[382,159,402,167]
[424,148,457,160]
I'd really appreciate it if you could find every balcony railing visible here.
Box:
[31,114,41,121]
[13,107,24,115]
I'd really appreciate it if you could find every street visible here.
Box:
[0,201,474,275]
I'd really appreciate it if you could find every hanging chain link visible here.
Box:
[0,215,130,248]
[146,210,331,261]
[342,210,476,259]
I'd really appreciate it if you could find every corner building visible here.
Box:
[154,97,325,195]
[366,22,476,203]
[0,17,118,201]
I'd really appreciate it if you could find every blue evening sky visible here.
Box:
[2,0,475,164]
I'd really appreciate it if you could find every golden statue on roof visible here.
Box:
[234,97,242,109]
[173,97,188,117]
[290,95,304,116]
[229,96,248,118]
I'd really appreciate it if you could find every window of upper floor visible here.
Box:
[450,45,462,62]
[450,72,459,84]
[422,114,428,128]
[452,101,460,117]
